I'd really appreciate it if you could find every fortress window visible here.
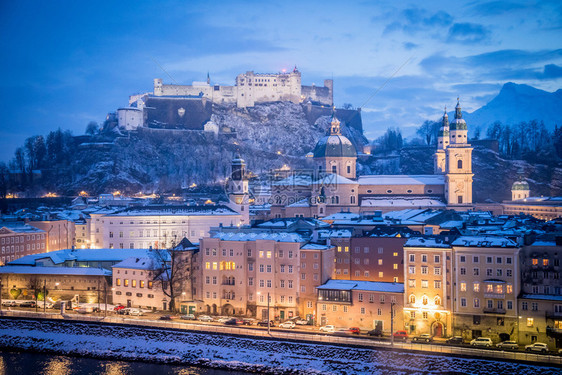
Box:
[427,189,433,193]
[458,196,463,204]
[458,160,463,169]
[367,190,372,193]
[386,190,392,194]
[407,190,412,194]
[332,166,337,174]
[347,165,351,174]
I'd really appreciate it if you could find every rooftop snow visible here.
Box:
[300,243,332,250]
[112,257,159,270]
[529,240,557,247]
[358,175,445,186]
[314,173,356,185]
[520,294,562,302]
[212,232,304,243]
[362,197,446,208]
[322,212,361,221]
[404,237,451,248]
[107,205,238,216]
[0,265,111,276]
[317,279,404,293]
[8,248,168,266]
[452,236,518,248]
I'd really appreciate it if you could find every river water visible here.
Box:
[0,351,252,375]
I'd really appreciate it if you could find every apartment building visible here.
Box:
[198,232,334,320]
[403,237,453,337]
[0,224,47,265]
[451,236,520,342]
[316,279,404,331]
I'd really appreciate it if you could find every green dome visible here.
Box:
[450,119,467,130]
[512,180,529,190]
[313,134,357,158]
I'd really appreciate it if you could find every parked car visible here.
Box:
[1,300,17,307]
[445,336,464,345]
[412,333,433,343]
[496,341,518,350]
[180,314,196,320]
[159,315,172,320]
[224,318,238,325]
[319,325,336,333]
[128,308,144,316]
[242,318,255,326]
[19,301,36,308]
[114,305,125,312]
[470,337,493,348]
[257,320,275,327]
[278,321,296,329]
[216,316,231,323]
[348,327,361,334]
[295,319,310,325]
[525,342,549,353]
[198,315,213,322]
[367,328,383,337]
[393,330,409,341]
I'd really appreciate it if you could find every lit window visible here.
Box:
[527,318,534,327]
[267,251,272,259]
[393,264,398,270]
[421,280,428,288]
[409,295,416,304]
[345,247,349,252]
[259,251,264,258]
[486,284,493,293]
[460,282,466,292]
[378,259,383,265]
[205,262,210,270]
[543,259,549,266]
[507,284,512,294]
[473,283,480,292]
[132,280,137,288]
[212,262,218,270]
[116,278,121,286]
[378,272,383,278]
[496,285,503,294]
[393,252,398,257]
[532,258,538,266]
[422,296,428,305]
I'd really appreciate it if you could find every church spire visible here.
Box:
[455,97,462,120]
[207,72,210,84]
[330,107,341,135]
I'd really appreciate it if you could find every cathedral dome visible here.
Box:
[512,180,529,190]
[313,116,357,158]
[450,99,467,130]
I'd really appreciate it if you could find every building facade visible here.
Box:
[0,225,47,265]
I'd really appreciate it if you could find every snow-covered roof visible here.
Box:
[300,243,332,250]
[316,229,352,238]
[384,209,444,223]
[314,173,357,186]
[0,224,45,234]
[322,212,361,221]
[520,294,562,302]
[358,175,445,186]
[404,237,451,248]
[8,248,168,266]
[451,236,518,248]
[287,198,310,207]
[0,266,111,276]
[107,205,239,217]
[361,197,446,208]
[212,232,304,243]
[529,240,557,247]
[317,279,404,293]
[439,220,464,229]
[112,257,159,270]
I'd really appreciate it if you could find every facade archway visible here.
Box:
[432,321,444,337]
[212,304,217,314]
[222,303,235,316]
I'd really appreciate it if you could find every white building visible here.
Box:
[92,205,241,250]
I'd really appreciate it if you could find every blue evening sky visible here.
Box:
[0,0,561,162]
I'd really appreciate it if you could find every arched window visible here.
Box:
[422,296,428,305]
[409,295,416,304]
[457,159,463,169]
[434,296,441,306]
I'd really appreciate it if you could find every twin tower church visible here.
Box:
[229,99,474,219]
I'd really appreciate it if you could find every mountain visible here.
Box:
[463,83,562,132]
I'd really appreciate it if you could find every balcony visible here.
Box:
[484,293,505,299]
[483,307,506,314]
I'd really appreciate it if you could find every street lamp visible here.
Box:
[43,279,47,313]
[257,291,271,334]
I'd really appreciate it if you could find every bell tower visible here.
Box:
[445,99,473,205]
[434,108,449,174]
[227,154,249,225]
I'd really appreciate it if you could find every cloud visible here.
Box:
[469,1,527,16]
[403,42,418,50]
[382,8,452,36]
[447,23,491,44]
[543,64,562,79]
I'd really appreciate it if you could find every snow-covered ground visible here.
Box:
[0,318,560,375]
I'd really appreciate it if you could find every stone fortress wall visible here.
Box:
[150,68,333,108]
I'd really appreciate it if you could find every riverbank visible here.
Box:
[1,316,561,375]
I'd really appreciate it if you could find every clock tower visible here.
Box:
[445,99,473,205]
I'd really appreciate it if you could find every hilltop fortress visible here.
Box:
[118,68,345,132]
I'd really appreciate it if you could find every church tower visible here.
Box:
[445,99,473,205]
[434,108,449,174]
[511,175,530,201]
[312,115,357,179]
[227,154,249,225]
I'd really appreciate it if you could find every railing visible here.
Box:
[483,308,506,314]
[0,310,561,366]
